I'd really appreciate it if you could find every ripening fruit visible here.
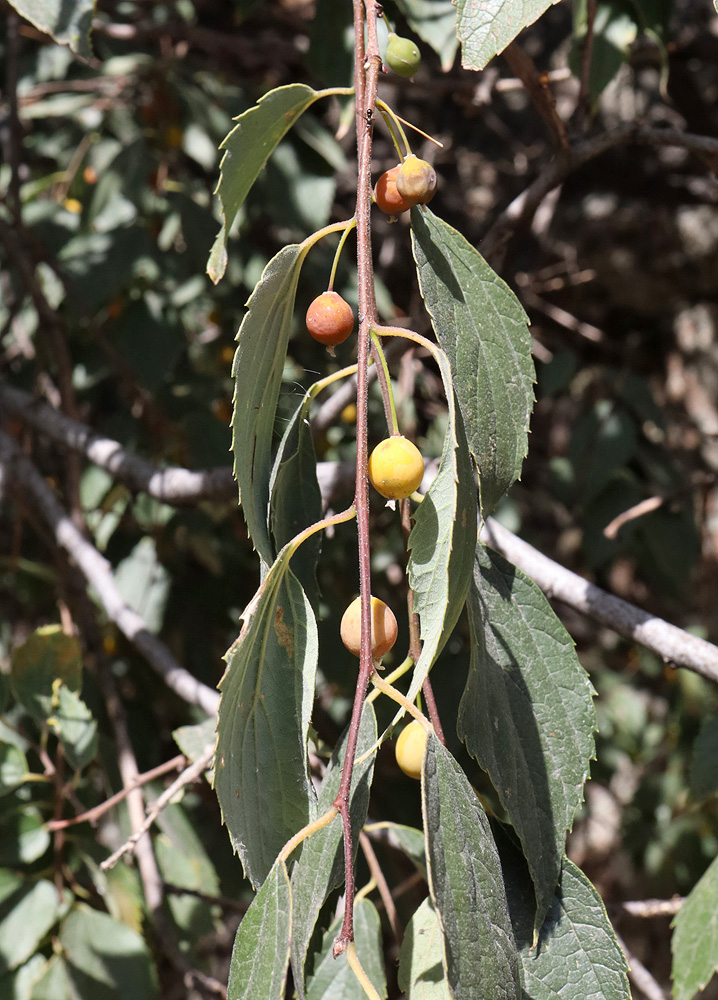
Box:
[395,720,428,780]
[396,155,437,206]
[374,164,416,216]
[386,32,421,78]
[340,596,398,660]
[306,291,354,348]
[368,436,425,500]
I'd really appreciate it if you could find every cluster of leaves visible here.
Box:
[2,0,718,998]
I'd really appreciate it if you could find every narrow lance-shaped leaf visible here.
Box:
[6,0,95,60]
[269,385,323,602]
[398,897,453,1000]
[226,861,292,1000]
[672,854,718,1000]
[499,833,630,1000]
[422,735,521,1000]
[458,543,595,930]
[291,704,377,1000]
[411,207,535,517]
[306,899,387,1000]
[208,83,322,282]
[231,242,306,567]
[214,549,318,889]
[454,0,558,71]
[406,345,477,705]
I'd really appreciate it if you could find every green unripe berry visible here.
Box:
[386,32,421,78]
[396,155,437,206]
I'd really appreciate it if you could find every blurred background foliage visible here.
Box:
[2,0,718,996]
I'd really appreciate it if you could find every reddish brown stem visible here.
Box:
[331,0,382,958]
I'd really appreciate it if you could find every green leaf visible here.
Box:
[394,0,459,71]
[367,822,426,878]
[454,0,557,70]
[291,705,377,1000]
[0,745,28,796]
[227,861,292,1000]
[269,384,323,600]
[410,207,535,517]
[28,955,74,1000]
[231,242,306,566]
[501,836,630,1000]
[215,552,318,888]
[690,717,718,801]
[672,854,718,1000]
[0,877,61,974]
[306,899,387,999]
[6,0,95,60]
[7,954,49,1000]
[59,905,158,999]
[49,685,97,770]
[406,345,477,703]
[422,736,521,1000]
[172,717,216,765]
[457,544,596,929]
[208,84,322,282]
[114,537,170,635]
[569,0,638,100]
[10,626,82,722]
[398,898,453,999]
[0,806,50,865]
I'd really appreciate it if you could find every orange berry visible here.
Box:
[374,164,416,216]
[306,291,354,348]
[340,596,398,660]
[396,155,437,206]
[368,436,425,500]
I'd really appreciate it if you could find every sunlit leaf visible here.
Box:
[49,685,97,770]
[306,899,387,999]
[10,627,82,722]
[398,898,452,999]
[0,877,61,974]
[0,745,27,797]
[672,855,718,1000]
[227,862,292,1000]
[7,0,95,60]
[411,207,535,517]
[394,0,459,71]
[454,0,559,70]
[458,544,595,929]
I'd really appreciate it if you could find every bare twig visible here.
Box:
[612,897,684,918]
[575,0,598,131]
[482,516,718,684]
[503,42,568,150]
[101,746,214,871]
[614,930,668,1000]
[0,431,220,715]
[48,754,186,831]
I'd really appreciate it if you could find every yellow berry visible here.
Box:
[395,720,428,780]
[396,155,437,206]
[368,436,424,500]
[341,403,357,423]
[340,596,398,660]
[63,198,82,214]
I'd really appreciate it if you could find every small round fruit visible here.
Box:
[396,155,437,206]
[374,164,416,216]
[340,596,398,660]
[306,291,354,347]
[395,720,428,780]
[386,32,421,78]
[368,436,425,500]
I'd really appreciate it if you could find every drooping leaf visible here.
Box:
[6,0,95,60]
[269,385,323,601]
[457,544,595,929]
[672,855,718,1000]
[291,705,377,1000]
[406,343,477,703]
[423,735,521,1000]
[0,745,27,797]
[398,897,453,999]
[208,84,322,282]
[394,0,459,71]
[48,685,97,771]
[215,552,318,888]
[500,835,630,1000]
[690,717,718,801]
[10,626,82,722]
[366,822,427,878]
[306,899,387,1000]
[59,905,158,999]
[0,877,61,974]
[227,861,292,1000]
[454,0,558,70]
[231,242,306,566]
[411,207,535,517]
